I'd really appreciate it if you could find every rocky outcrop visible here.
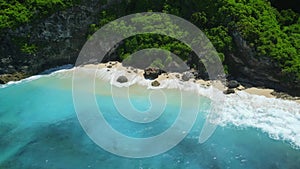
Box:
[271,91,300,100]
[182,71,194,81]
[223,88,235,94]
[226,31,300,96]
[226,80,240,89]
[143,67,165,80]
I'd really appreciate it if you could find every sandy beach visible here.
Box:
[243,87,274,98]
[82,61,300,104]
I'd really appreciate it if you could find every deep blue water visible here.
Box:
[0,70,300,169]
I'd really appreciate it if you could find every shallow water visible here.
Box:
[0,70,300,169]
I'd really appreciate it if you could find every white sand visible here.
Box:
[81,61,300,104]
[244,87,275,98]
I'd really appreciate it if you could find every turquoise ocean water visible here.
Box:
[0,69,300,169]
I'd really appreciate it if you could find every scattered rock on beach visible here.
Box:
[189,69,199,78]
[182,72,194,81]
[227,80,240,89]
[236,85,245,90]
[117,75,128,83]
[223,88,235,94]
[151,80,160,87]
[143,67,165,80]
[271,91,300,100]
[107,61,117,66]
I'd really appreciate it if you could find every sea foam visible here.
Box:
[90,66,300,148]
[2,66,300,149]
[218,91,300,149]
[0,75,44,88]
[0,66,74,89]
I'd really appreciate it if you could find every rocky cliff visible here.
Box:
[226,31,300,95]
[0,0,107,83]
[0,0,299,96]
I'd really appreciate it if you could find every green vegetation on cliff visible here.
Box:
[214,0,300,81]
[86,0,299,83]
[0,0,80,29]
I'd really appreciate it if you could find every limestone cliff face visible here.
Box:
[0,0,106,82]
[226,31,300,95]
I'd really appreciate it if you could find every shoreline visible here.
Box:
[84,61,300,104]
[1,61,299,104]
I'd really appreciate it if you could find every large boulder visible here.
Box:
[116,75,128,83]
[223,88,235,94]
[227,80,240,89]
[143,67,165,80]
[151,80,160,87]
[182,71,194,81]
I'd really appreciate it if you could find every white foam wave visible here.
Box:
[0,75,43,88]
[2,66,300,148]
[0,67,74,89]
[40,64,73,74]
[96,68,151,87]
[218,91,300,148]
[91,67,300,148]
[94,67,215,95]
